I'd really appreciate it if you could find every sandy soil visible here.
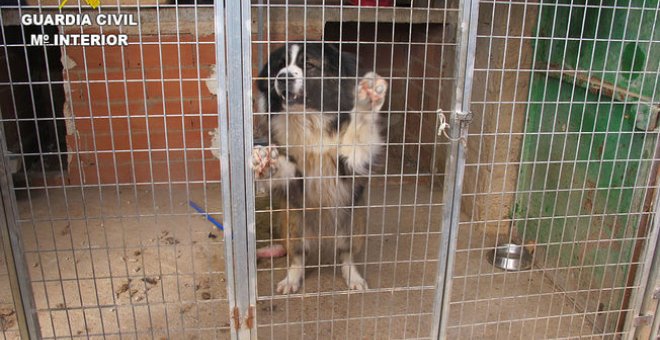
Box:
[0,182,595,339]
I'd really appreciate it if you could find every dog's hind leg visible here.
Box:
[276,205,306,294]
[340,250,368,290]
[339,208,368,291]
[277,251,305,294]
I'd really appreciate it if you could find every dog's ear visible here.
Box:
[256,60,271,94]
[257,45,287,94]
[320,43,341,73]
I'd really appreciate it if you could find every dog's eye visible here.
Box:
[305,61,317,70]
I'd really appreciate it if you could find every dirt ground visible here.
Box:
[0,182,596,339]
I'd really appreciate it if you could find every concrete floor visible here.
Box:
[0,182,596,339]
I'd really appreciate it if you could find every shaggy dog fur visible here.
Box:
[251,43,387,293]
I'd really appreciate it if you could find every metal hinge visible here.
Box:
[456,110,473,123]
[232,307,241,330]
[231,305,256,331]
[245,305,255,329]
[633,314,653,327]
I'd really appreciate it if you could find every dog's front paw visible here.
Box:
[346,277,368,291]
[276,277,301,294]
[250,145,279,178]
[357,72,388,112]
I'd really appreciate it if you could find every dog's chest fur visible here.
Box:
[272,104,353,208]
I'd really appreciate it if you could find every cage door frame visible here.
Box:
[0,120,41,338]
[430,0,480,338]
[629,172,660,340]
[215,0,258,339]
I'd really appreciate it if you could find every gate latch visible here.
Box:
[437,110,473,141]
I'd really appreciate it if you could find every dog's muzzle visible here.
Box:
[275,70,303,104]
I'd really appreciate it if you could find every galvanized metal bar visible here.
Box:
[648,286,660,340]
[239,0,259,336]
[216,0,257,338]
[631,230,660,340]
[431,0,479,338]
[0,124,41,339]
[626,145,660,339]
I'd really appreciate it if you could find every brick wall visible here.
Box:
[61,13,450,185]
[63,30,220,185]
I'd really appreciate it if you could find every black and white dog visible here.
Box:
[251,43,388,294]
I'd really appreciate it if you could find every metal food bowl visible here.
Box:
[487,243,532,271]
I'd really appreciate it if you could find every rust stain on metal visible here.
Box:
[245,305,255,329]
[596,143,604,157]
[232,307,240,330]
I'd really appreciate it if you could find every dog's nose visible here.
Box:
[275,71,297,99]
[276,72,294,86]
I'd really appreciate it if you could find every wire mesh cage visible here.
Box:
[0,234,20,339]
[249,1,456,338]
[1,2,228,339]
[0,0,658,339]
[453,0,660,338]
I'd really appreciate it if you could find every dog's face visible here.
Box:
[257,43,358,114]
[272,44,305,104]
